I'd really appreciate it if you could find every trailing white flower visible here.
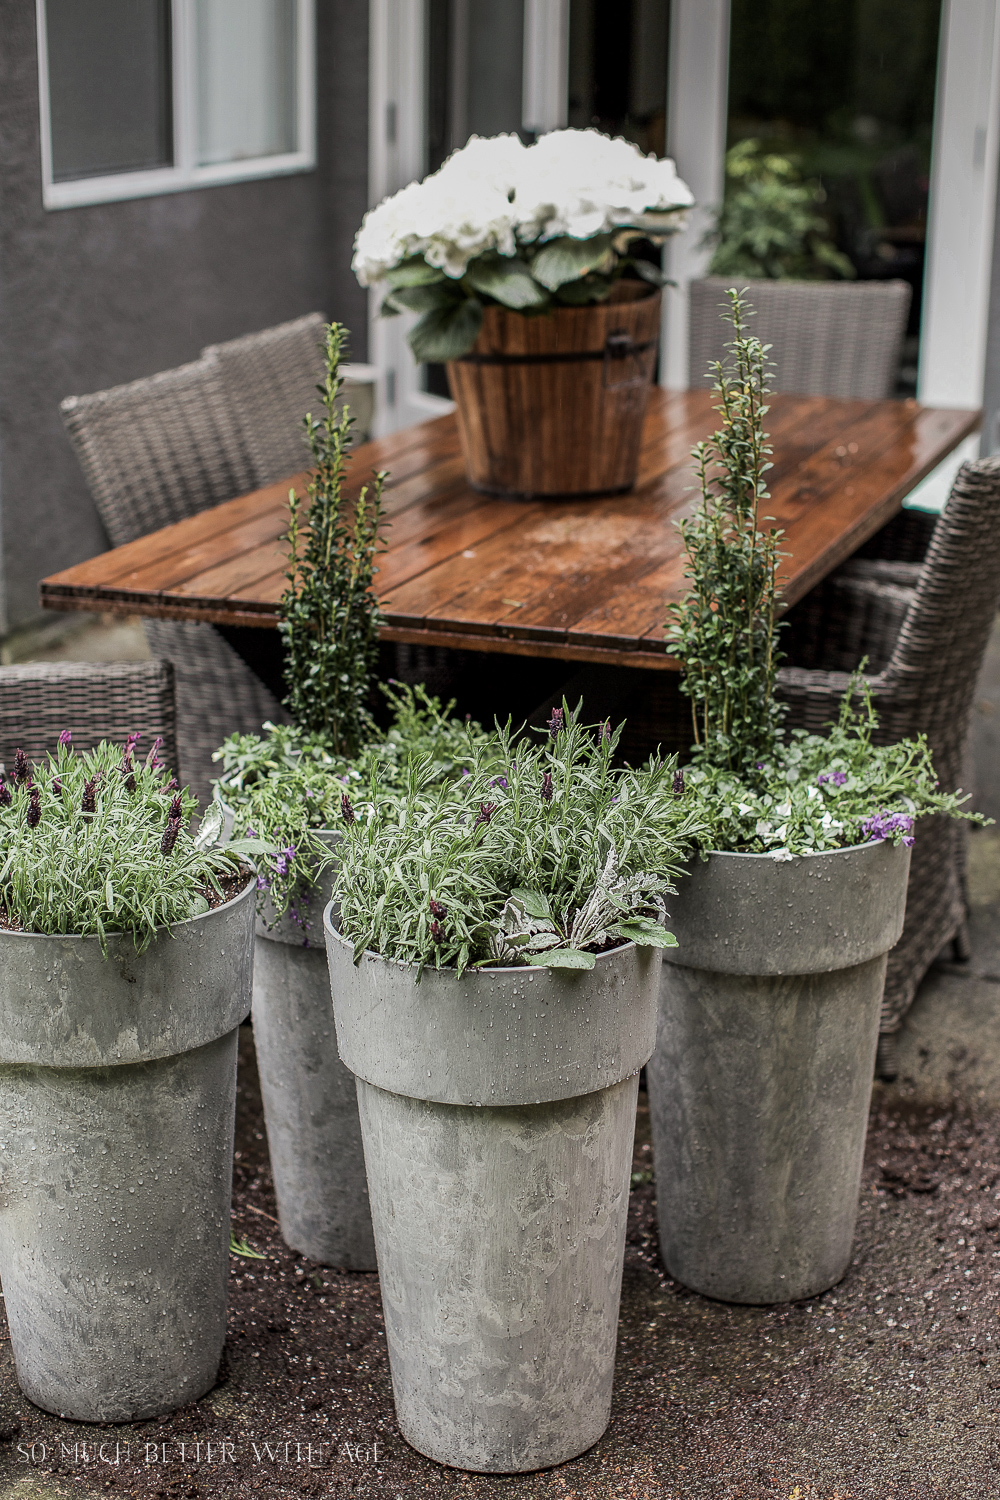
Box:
[351,128,694,362]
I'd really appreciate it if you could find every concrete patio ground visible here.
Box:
[1,616,999,1499]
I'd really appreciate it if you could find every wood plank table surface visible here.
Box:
[41,388,979,672]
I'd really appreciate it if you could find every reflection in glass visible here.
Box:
[196,0,297,166]
[568,0,669,158]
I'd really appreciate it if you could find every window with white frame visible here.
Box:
[36,0,315,210]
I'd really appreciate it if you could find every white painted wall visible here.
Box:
[919,0,1000,410]
[660,0,730,390]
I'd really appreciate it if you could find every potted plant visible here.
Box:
[353,129,693,498]
[689,141,909,399]
[324,709,703,1472]
[647,290,981,1306]
[0,733,259,1421]
[213,322,487,1270]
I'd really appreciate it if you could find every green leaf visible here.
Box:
[629,258,666,287]
[530,947,596,970]
[194,801,225,850]
[463,256,550,310]
[512,887,552,920]
[615,922,679,948]
[384,258,447,289]
[379,294,404,317]
[530,234,615,291]
[388,283,462,314]
[229,1232,266,1260]
[408,298,484,362]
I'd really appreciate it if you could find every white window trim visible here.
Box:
[36,0,316,211]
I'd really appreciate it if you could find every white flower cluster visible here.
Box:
[352,129,694,286]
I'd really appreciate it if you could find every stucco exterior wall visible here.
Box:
[0,0,368,635]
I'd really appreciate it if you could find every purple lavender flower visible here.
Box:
[81,778,97,816]
[13,749,29,784]
[341,793,356,826]
[474,801,496,828]
[429,897,447,920]
[273,846,296,877]
[26,785,41,829]
[862,809,915,846]
[755,761,765,771]
[51,776,62,796]
[672,769,685,798]
[430,920,445,944]
[817,771,848,787]
[168,794,183,822]
[599,720,611,745]
[160,817,181,856]
[58,729,72,749]
[547,707,564,739]
[256,874,271,891]
[541,771,553,803]
[0,780,11,808]
[460,767,471,778]
[164,778,179,793]
[489,776,508,790]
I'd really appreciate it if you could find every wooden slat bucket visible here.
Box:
[446,284,661,499]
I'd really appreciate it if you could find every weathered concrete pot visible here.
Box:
[252,832,376,1269]
[324,912,660,1473]
[647,840,911,1305]
[0,878,255,1421]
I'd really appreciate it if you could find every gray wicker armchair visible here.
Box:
[60,360,285,804]
[779,457,1000,1078]
[689,277,912,397]
[0,660,177,778]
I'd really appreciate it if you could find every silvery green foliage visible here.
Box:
[683,683,985,859]
[335,705,707,976]
[0,737,260,955]
[212,683,491,924]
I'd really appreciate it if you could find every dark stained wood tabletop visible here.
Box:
[40,389,979,672]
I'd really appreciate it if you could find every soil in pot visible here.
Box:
[647,840,912,1305]
[324,913,660,1473]
[446,282,661,500]
[0,875,255,1422]
[253,834,376,1270]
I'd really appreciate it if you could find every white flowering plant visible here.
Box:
[352,129,693,362]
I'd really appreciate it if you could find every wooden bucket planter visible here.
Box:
[446,283,661,499]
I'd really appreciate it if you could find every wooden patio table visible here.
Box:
[40,389,979,672]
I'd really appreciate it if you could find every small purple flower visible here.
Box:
[541,771,554,803]
[341,793,356,826]
[51,776,62,796]
[58,730,73,749]
[26,785,41,829]
[460,767,471,778]
[164,778,179,793]
[160,817,181,856]
[256,873,271,892]
[429,897,447,920]
[123,768,137,795]
[599,720,611,745]
[430,919,445,944]
[489,776,508,790]
[862,809,914,846]
[81,778,97,816]
[0,780,11,808]
[474,800,496,829]
[122,732,141,767]
[13,749,30,784]
[755,761,765,771]
[547,707,564,739]
[273,845,296,878]
[817,771,848,787]
[672,769,685,798]
[168,794,183,822]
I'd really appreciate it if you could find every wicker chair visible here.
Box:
[689,278,912,398]
[779,457,1000,1078]
[0,660,178,778]
[60,360,285,805]
[204,313,377,488]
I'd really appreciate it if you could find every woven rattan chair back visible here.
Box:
[0,661,178,779]
[779,457,1000,1056]
[689,278,912,398]
[203,313,327,492]
[60,359,253,547]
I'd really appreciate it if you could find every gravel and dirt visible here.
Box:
[2,830,1000,1500]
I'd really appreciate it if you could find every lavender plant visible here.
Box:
[278,321,386,756]
[335,704,708,976]
[0,734,261,954]
[213,681,491,924]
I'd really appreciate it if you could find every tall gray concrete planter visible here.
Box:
[647,840,911,1305]
[252,832,376,1269]
[324,913,660,1473]
[0,878,254,1422]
